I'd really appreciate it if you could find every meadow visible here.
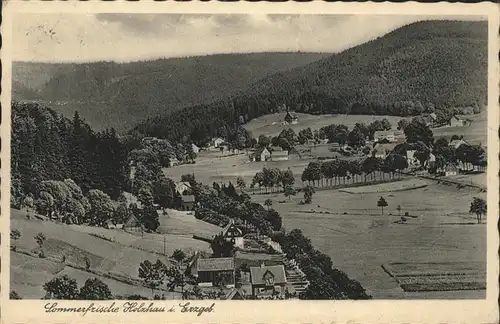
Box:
[253,180,487,299]
[244,112,407,138]
[9,208,215,299]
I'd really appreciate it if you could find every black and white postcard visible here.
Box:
[1,2,498,324]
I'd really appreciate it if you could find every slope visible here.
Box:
[12,52,331,131]
[133,20,488,144]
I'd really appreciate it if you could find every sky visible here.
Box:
[12,14,485,63]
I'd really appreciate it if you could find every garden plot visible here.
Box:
[382,262,486,292]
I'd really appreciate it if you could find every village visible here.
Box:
[11,104,487,301]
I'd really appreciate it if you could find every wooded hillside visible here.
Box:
[133,20,488,145]
[12,52,330,131]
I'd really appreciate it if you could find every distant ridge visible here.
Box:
[12,52,332,131]
[132,20,488,144]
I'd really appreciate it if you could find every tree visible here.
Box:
[172,249,186,264]
[298,128,314,144]
[138,259,166,297]
[211,234,235,257]
[34,232,46,248]
[380,118,392,131]
[264,199,273,210]
[301,162,322,186]
[140,204,160,232]
[279,169,295,188]
[303,185,315,204]
[284,185,297,200]
[236,177,246,191]
[258,135,271,148]
[10,291,22,300]
[79,278,113,300]
[469,197,486,224]
[397,119,409,131]
[266,209,283,231]
[347,128,365,148]
[43,275,79,299]
[10,229,21,251]
[87,189,115,226]
[404,117,434,146]
[377,197,388,215]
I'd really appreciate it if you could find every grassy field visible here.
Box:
[10,208,213,299]
[163,152,312,187]
[253,180,486,299]
[244,112,407,138]
[433,111,487,145]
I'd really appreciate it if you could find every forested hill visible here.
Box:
[133,20,488,145]
[12,52,331,131]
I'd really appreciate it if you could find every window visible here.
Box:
[265,276,274,286]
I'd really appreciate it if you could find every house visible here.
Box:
[251,147,271,162]
[168,157,180,167]
[212,138,225,148]
[223,288,245,300]
[374,130,395,143]
[191,143,200,154]
[284,111,298,125]
[193,257,236,288]
[406,150,418,166]
[175,182,192,195]
[180,195,195,211]
[106,219,123,230]
[250,264,287,298]
[449,139,469,149]
[442,163,458,176]
[373,143,398,159]
[449,115,472,127]
[393,130,406,143]
[330,143,341,152]
[221,219,244,248]
[123,214,143,233]
[427,153,436,168]
[288,147,302,160]
[422,113,438,126]
[270,147,289,161]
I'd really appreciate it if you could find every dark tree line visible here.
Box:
[11,102,129,206]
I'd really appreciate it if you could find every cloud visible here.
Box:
[12,13,485,63]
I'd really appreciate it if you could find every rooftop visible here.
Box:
[197,257,235,272]
[250,265,287,285]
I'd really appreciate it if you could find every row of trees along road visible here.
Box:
[301,155,408,188]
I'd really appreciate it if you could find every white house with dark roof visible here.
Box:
[221,219,244,248]
[250,264,287,298]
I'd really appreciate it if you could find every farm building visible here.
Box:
[374,130,405,143]
[250,147,271,162]
[211,137,225,148]
[123,214,143,233]
[330,142,341,152]
[373,143,398,159]
[191,257,236,288]
[250,264,287,298]
[168,157,180,167]
[180,195,195,211]
[284,111,298,125]
[427,153,436,168]
[449,115,472,127]
[221,219,244,248]
[175,182,192,195]
[422,113,438,126]
[406,150,418,166]
[438,163,458,176]
[192,143,200,154]
[270,147,289,161]
[449,139,469,149]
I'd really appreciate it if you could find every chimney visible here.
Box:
[260,262,265,268]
